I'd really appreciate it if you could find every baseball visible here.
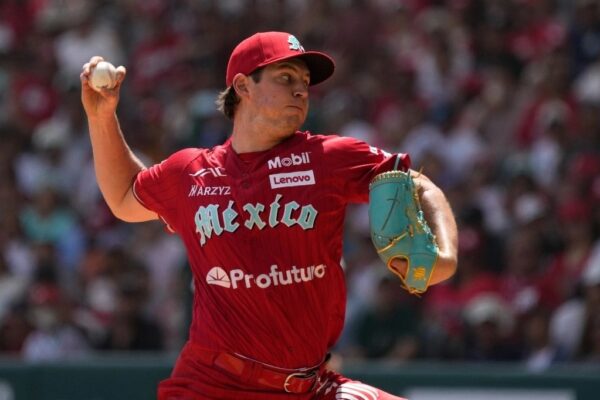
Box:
[89,61,117,91]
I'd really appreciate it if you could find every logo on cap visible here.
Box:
[288,35,305,52]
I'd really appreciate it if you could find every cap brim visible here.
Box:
[257,51,335,86]
[298,52,335,86]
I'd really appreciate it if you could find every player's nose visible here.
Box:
[293,83,308,99]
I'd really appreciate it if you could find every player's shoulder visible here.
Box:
[164,148,204,167]
[299,131,399,170]
[298,131,359,146]
[161,145,225,172]
[299,130,341,141]
[299,130,373,152]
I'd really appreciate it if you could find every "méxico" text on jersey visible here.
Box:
[194,194,318,246]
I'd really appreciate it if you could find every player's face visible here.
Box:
[248,59,310,136]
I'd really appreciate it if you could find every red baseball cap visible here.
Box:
[226,31,335,87]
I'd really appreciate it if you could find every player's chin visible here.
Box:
[283,113,306,131]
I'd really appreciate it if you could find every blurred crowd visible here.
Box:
[0,0,599,371]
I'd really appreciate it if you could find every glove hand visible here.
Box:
[369,169,439,295]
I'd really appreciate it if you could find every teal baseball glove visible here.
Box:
[369,167,439,295]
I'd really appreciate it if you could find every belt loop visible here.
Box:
[213,352,245,376]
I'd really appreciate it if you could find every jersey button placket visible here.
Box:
[241,173,251,189]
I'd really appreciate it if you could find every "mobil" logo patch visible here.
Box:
[269,170,315,189]
[267,152,310,170]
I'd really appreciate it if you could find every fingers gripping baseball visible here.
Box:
[80,56,126,118]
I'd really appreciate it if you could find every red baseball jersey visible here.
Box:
[133,131,409,368]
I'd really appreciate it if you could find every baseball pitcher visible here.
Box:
[80,31,458,400]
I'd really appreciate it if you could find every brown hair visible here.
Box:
[216,68,263,120]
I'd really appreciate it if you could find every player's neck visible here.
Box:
[230,130,287,154]
[230,119,294,154]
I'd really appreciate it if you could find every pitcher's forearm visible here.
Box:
[87,113,146,213]
[415,174,458,284]
[420,187,457,258]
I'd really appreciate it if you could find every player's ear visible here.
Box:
[232,73,250,99]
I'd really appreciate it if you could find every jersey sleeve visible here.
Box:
[133,148,198,232]
[322,135,410,203]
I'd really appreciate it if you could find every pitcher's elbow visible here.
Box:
[431,254,457,286]
[444,256,458,279]
[106,203,127,222]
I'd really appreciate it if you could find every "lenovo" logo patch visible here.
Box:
[269,170,315,189]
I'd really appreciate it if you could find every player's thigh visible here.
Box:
[315,373,406,400]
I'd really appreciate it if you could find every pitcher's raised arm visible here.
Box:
[80,56,157,222]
